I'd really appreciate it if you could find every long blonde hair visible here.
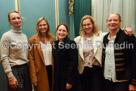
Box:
[79,15,99,36]
[36,17,55,44]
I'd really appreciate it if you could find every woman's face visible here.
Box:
[9,12,22,28]
[56,25,68,41]
[38,20,48,34]
[82,18,93,35]
[107,14,121,31]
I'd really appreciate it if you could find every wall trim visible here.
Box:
[55,0,59,28]
[14,0,20,12]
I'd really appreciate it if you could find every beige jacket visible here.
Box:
[74,32,104,74]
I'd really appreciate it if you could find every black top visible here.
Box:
[102,29,136,85]
[52,37,82,91]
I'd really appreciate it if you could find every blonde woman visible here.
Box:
[102,13,136,91]
[74,15,134,91]
[74,15,104,91]
[1,11,32,91]
[29,17,55,91]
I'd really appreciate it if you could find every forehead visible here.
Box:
[83,18,91,24]
[58,25,66,30]
[39,20,47,24]
[9,12,20,18]
[108,14,119,20]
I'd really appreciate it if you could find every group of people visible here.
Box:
[0,10,136,91]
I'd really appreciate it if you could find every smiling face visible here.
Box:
[9,12,22,28]
[38,20,48,35]
[107,14,121,31]
[56,24,68,41]
[82,18,93,36]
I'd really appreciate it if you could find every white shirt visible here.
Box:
[104,35,127,82]
[40,41,52,66]
[104,35,118,82]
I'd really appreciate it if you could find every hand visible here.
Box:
[33,82,37,86]
[124,27,133,36]
[9,77,18,90]
[129,84,136,91]
[66,83,72,90]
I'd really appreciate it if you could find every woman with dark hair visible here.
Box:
[29,17,55,91]
[53,24,82,91]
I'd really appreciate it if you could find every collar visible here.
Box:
[108,34,116,41]
[11,26,22,33]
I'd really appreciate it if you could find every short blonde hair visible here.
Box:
[79,15,99,36]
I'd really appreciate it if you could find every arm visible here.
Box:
[66,41,78,89]
[0,41,1,57]
[28,39,38,86]
[127,35,136,90]
[1,34,14,79]
[0,33,18,89]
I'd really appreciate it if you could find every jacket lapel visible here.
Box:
[56,37,69,56]
[54,40,61,54]
[103,33,110,49]
[78,36,84,60]
[34,36,46,65]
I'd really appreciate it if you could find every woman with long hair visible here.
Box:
[29,17,55,91]
[74,15,104,91]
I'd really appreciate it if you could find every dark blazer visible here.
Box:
[52,37,82,91]
[102,29,136,85]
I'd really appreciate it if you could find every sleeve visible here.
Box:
[74,36,80,43]
[0,33,14,80]
[66,41,79,85]
[74,36,81,49]
[0,41,1,57]
[28,38,38,84]
[127,35,136,85]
